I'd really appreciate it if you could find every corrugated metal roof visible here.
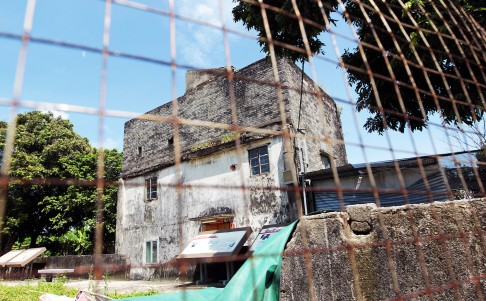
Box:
[314,172,450,212]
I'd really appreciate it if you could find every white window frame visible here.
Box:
[145,240,158,265]
[145,177,157,200]
[249,145,270,176]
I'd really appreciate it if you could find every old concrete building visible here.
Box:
[115,58,347,279]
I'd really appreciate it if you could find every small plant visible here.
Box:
[191,132,238,152]
[87,271,95,292]
[54,274,68,284]
[190,140,216,151]
[102,271,111,294]
[220,132,237,144]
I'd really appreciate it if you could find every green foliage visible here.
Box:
[0,111,122,255]
[0,281,78,301]
[233,0,485,134]
[109,288,161,299]
[56,224,91,255]
[220,132,238,144]
[190,140,217,152]
[232,0,339,62]
[342,0,485,134]
[0,282,160,301]
[190,132,238,152]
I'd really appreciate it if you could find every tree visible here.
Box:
[442,121,486,153]
[342,0,485,134]
[0,111,121,255]
[232,0,339,62]
[233,0,485,133]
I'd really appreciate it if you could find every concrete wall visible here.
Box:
[33,254,130,279]
[116,137,292,279]
[280,199,486,300]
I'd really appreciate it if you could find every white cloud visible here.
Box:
[103,138,121,150]
[175,0,245,68]
[92,137,121,150]
[41,109,70,120]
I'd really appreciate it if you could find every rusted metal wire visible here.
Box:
[0,0,484,299]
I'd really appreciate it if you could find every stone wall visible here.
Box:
[33,254,130,279]
[280,199,486,300]
[122,58,283,178]
[280,62,347,171]
[121,57,347,178]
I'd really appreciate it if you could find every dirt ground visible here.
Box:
[65,279,206,294]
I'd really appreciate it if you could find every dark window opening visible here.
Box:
[145,177,157,200]
[322,154,331,169]
[137,146,143,156]
[249,145,270,176]
[168,137,174,146]
[201,218,234,232]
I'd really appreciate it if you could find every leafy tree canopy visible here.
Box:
[343,0,485,134]
[233,0,339,62]
[233,0,486,134]
[0,111,121,255]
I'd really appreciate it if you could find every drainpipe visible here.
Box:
[301,149,308,216]
[296,60,308,215]
[297,135,308,215]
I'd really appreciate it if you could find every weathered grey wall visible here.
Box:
[280,62,347,171]
[122,58,282,178]
[116,137,292,279]
[281,199,486,300]
[121,57,347,178]
[118,57,349,279]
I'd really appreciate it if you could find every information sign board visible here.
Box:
[6,247,46,267]
[250,223,289,252]
[0,250,25,267]
[178,227,251,260]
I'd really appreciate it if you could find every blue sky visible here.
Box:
[0,0,459,164]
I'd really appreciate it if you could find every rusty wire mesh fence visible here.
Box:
[0,0,485,300]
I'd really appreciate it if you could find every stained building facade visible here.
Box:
[115,58,347,279]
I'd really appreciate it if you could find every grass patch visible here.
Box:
[0,280,161,301]
[108,288,161,299]
[0,280,78,301]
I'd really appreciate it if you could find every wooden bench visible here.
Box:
[38,268,74,282]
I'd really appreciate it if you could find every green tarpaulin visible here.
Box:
[117,222,297,301]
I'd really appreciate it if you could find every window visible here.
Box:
[322,155,331,169]
[249,145,270,176]
[145,177,157,200]
[137,146,143,156]
[145,240,158,264]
